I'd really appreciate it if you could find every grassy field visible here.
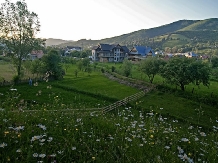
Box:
[0,61,16,81]
[0,61,218,162]
[0,60,35,81]
[0,64,139,109]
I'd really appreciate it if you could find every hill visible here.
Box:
[179,18,218,31]
[45,38,74,46]
[49,18,218,53]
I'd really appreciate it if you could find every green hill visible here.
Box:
[50,18,218,53]
[179,18,218,31]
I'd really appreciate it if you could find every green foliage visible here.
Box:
[111,66,116,72]
[70,51,80,57]
[161,58,201,91]
[0,56,11,62]
[12,75,20,84]
[139,58,166,83]
[41,50,64,80]
[122,59,132,77]
[211,68,218,81]
[74,69,79,77]
[101,68,105,73]
[161,58,211,90]
[77,58,90,71]
[0,0,45,78]
[211,57,218,68]
[30,59,45,77]
[190,60,210,87]
[77,60,83,71]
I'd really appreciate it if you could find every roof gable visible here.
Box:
[131,46,154,56]
[99,44,112,51]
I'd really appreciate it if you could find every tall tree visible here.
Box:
[0,0,45,79]
[140,58,166,83]
[41,50,63,80]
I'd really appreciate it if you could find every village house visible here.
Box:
[27,50,44,60]
[64,46,82,56]
[128,46,155,61]
[92,44,129,62]
[184,52,198,58]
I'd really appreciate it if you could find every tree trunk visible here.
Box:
[17,59,22,79]
[180,84,185,91]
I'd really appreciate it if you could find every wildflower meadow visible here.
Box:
[0,91,217,162]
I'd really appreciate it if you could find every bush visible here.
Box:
[111,66,116,72]
[12,75,20,84]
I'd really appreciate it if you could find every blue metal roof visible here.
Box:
[133,46,155,56]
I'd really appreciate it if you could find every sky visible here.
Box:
[1,0,218,41]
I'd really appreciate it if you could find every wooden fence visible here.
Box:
[101,91,145,113]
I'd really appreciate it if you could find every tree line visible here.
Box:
[121,56,218,91]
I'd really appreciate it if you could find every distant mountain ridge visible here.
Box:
[46,18,218,51]
[45,38,74,46]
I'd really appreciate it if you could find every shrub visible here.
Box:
[12,75,20,84]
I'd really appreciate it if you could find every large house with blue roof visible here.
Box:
[128,46,155,61]
[92,44,129,62]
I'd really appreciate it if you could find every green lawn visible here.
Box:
[0,64,139,109]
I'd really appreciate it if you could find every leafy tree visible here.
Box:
[74,69,79,77]
[0,0,45,79]
[190,60,210,87]
[211,68,218,81]
[140,58,166,83]
[77,58,90,72]
[63,63,70,72]
[161,57,193,91]
[71,51,80,58]
[122,59,132,77]
[77,60,83,71]
[80,51,88,58]
[111,66,116,72]
[30,59,44,77]
[41,50,63,80]
[211,57,218,68]
[23,60,32,75]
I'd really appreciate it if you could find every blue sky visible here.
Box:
[1,0,218,41]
